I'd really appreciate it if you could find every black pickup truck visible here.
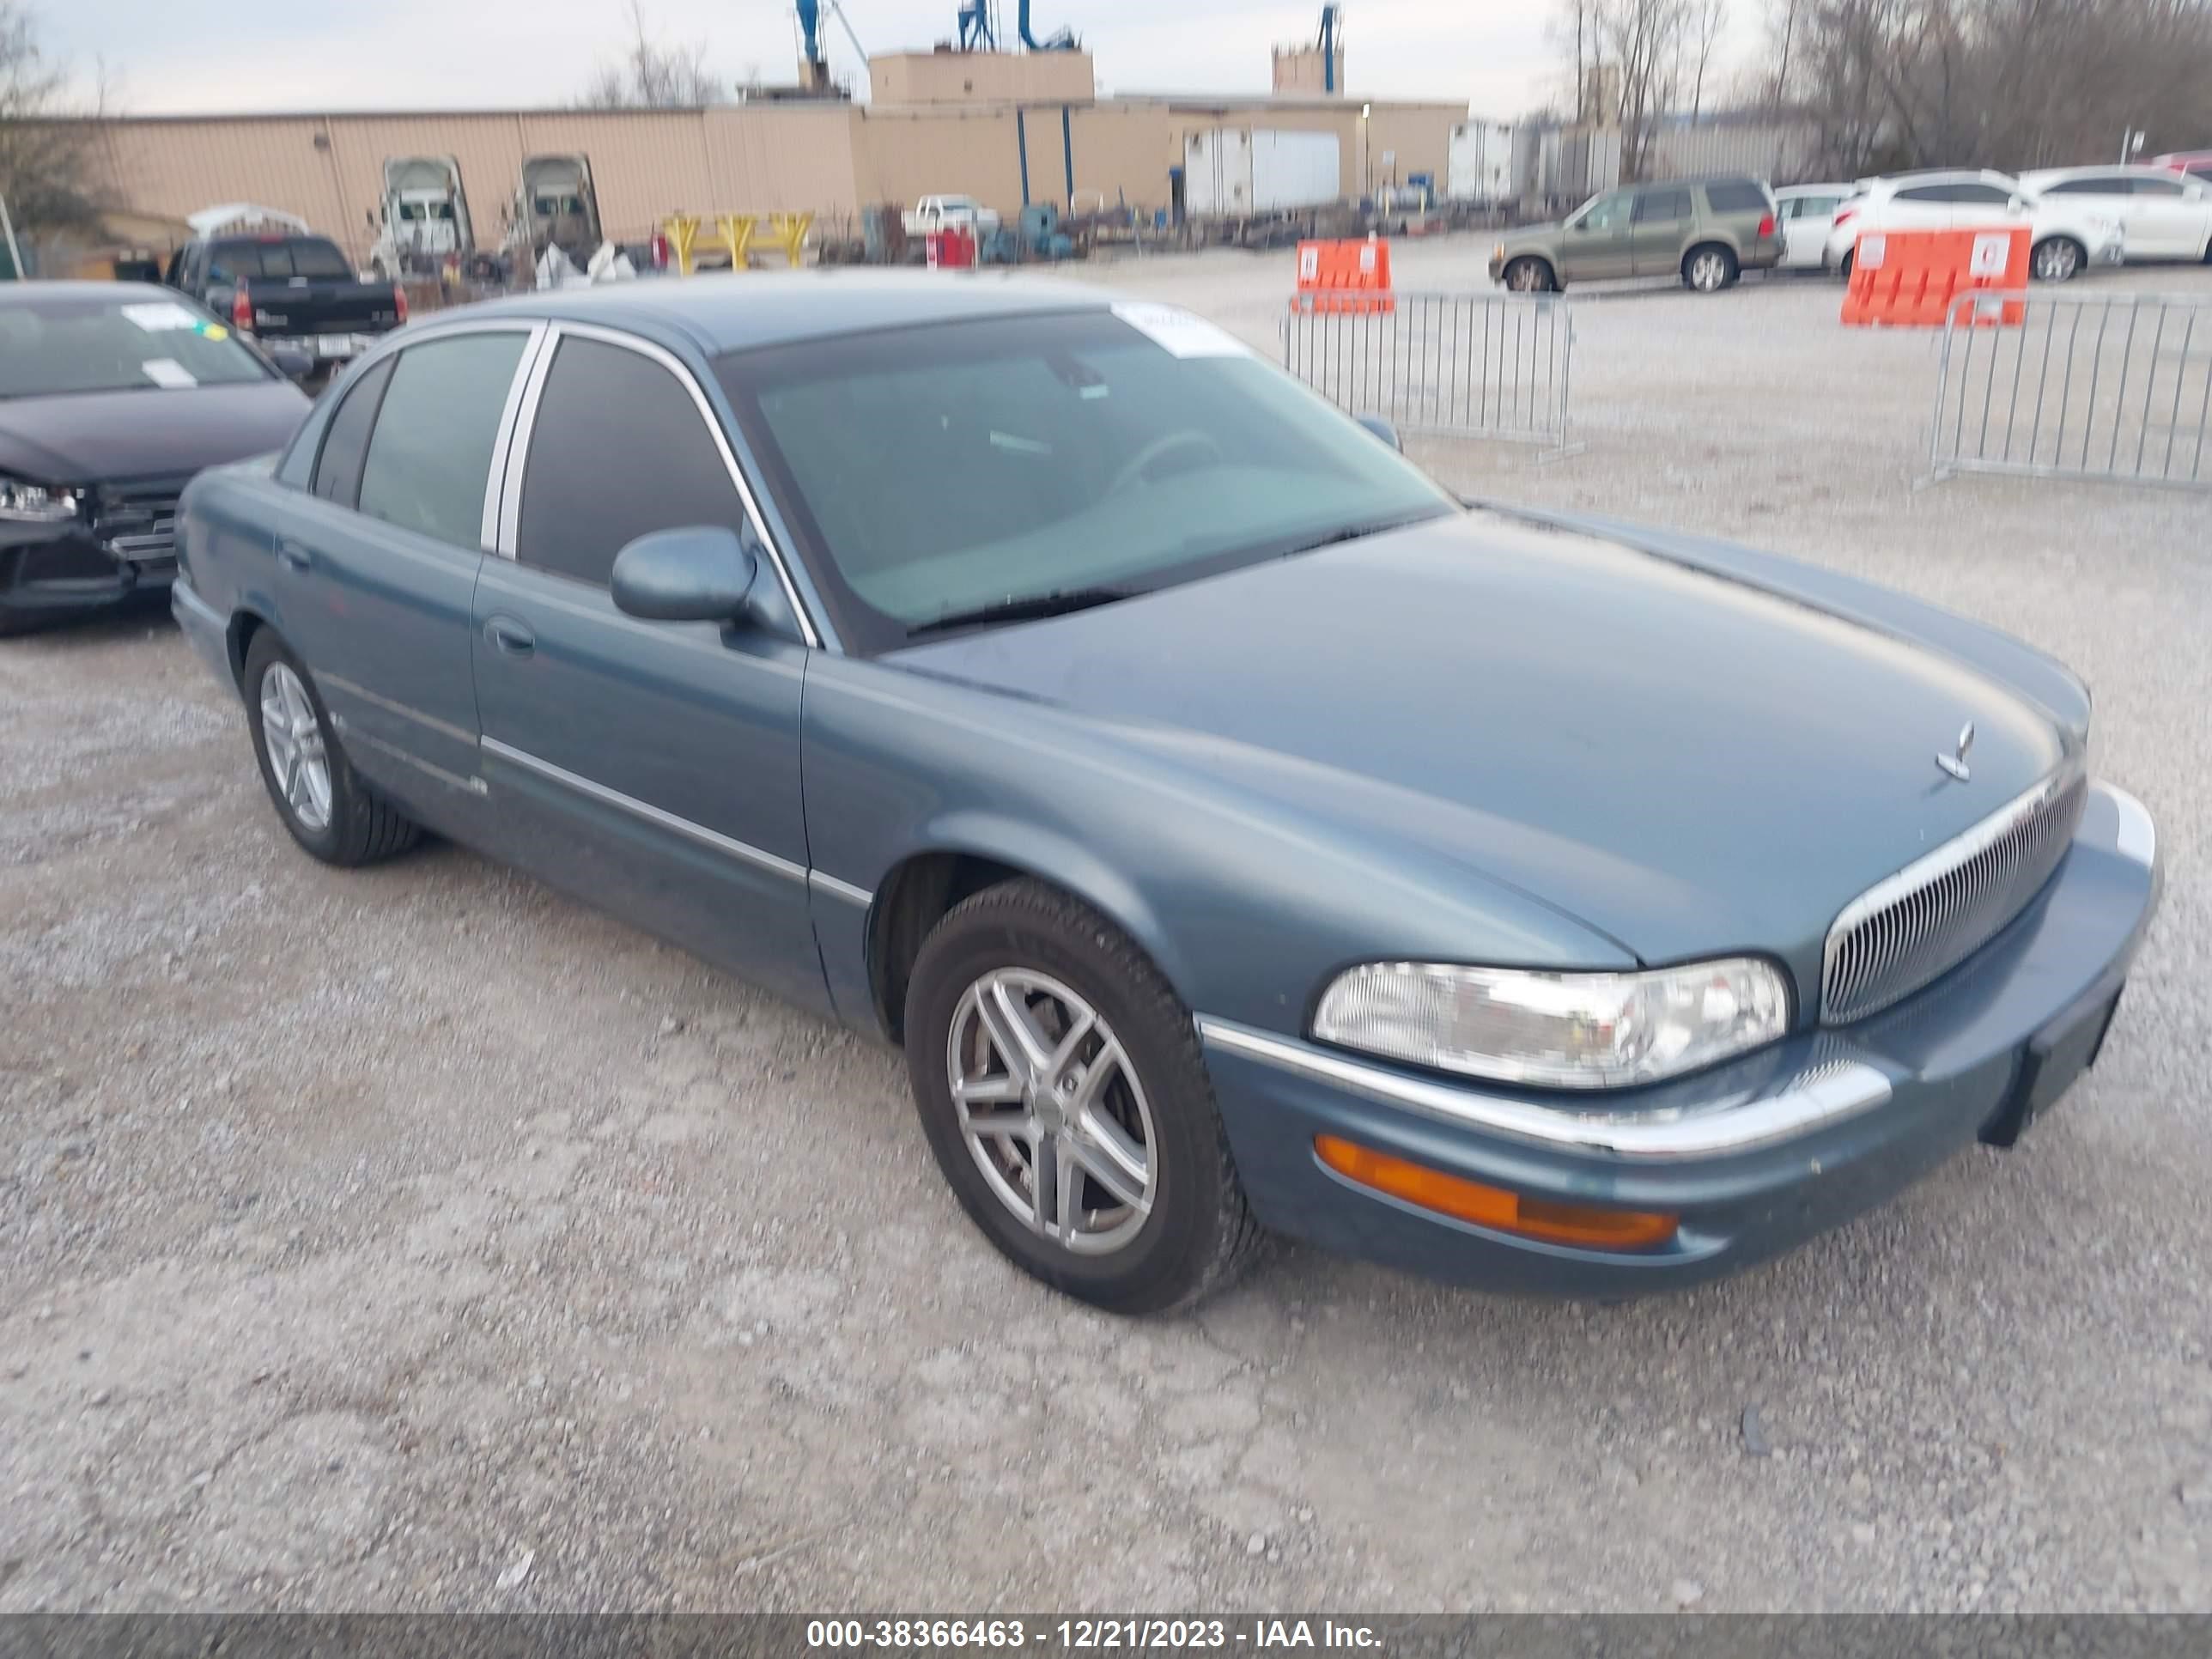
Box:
[163,233,405,370]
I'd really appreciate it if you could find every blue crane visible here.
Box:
[1016,1,1078,52]
[1318,5,1340,94]
[796,3,869,74]
[957,2,996,50]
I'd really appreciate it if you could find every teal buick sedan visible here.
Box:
[173,274,2160,1313]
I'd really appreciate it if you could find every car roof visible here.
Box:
[454,270,1118,355]
[0,279,178,307]
[1775,182,1851,196]
[2020,164,2178,180]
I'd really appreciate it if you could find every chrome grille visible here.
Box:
[91,477,186,563]
[1821,769,2087,1024]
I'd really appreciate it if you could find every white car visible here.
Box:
[1823,169,2123,282]
[1774,183,1854,269]
[2017,165,2212,264]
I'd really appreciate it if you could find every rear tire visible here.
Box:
[1684,243,1738,293]
[243,629,420,868]
[903,878,1263,1316]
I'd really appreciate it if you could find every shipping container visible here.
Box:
[1183,128,1340,217]
[1446,120,1516,204]
[1644,119,1820,186]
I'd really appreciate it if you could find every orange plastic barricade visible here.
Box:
[1291,238,1396,314]
[1842,228,2027,328]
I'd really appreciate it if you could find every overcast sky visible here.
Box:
[46,1,1757,121]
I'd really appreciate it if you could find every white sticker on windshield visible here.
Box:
[122,301,204,333]
[1110,301,1251,359]
[141,358,199,389]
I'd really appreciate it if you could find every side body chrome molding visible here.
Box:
[1194,1017,1893,1158]
[477,737,874,907]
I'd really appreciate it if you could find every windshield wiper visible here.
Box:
[906,586,1137,639]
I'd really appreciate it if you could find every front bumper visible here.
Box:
[1198,781,2160,1297]
[0,520,175,629]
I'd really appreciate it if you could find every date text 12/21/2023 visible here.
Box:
[804,1618,1385,1650]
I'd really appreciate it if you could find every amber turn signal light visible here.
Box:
[1314,1136,1678,1251]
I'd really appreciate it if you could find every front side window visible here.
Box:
[719,309,1455,655]
[356,332,529,551]
[514,336,746,587]
[1948,184,2014,205]
[1569,190,1631,231]
[2043,178,2124,197]
[1893,185,1949,204]
[0,292,274,398]
[2129,176,2186,198]
[1635,190,1692,222]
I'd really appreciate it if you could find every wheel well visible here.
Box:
[1507,253,1555,283]
[867,851,1028,1044]
[226,608,271,687]
[1683,240,1736,272]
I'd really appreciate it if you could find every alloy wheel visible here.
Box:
[259,662,333,833]
[946,968,1158,1255]
[2033,240,2081,282]
[1689,250,1731,291]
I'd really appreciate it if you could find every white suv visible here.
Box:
[2017,166,2212,264]
[1823,169,2124,282]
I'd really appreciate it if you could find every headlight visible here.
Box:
[0,477,82,524]
[1311,958,1791,1090]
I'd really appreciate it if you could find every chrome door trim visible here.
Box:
[480,736,808,884]
[331,720,489,796]
[1194,1017,1893,1158]
[479,323,553,552]
[494,320,823,650]
[808,870,875,908]
[494,325,562,557]
[319,670,478,748]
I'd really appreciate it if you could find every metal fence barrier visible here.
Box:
[1929,289,2212,491]
[1284,292,1580,459]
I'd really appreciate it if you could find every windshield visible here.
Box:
[716,307,1455,653]
[0,294,274,399]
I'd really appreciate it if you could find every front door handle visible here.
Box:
[483,615,536,657]
[276,539,313,574]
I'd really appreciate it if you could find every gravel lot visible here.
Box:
[4,248,2209,1615]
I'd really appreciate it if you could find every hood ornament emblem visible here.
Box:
[1935,721,1975,783]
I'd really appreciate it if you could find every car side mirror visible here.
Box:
[1354,413,1403,452]
[268,346,315,382]
[611,526,758,623]
[2008,194,2025,212]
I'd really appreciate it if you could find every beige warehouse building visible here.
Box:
[64,49,1464,261]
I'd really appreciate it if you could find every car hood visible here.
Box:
[0,381,309,483]
[888,510,2069,974]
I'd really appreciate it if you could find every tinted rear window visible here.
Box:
[212,238,352,280]
[356,333,528,551]
[1705,181,1770,213]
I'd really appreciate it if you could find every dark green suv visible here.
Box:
[1487,176,1783,293]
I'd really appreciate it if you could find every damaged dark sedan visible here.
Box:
[1,282,308,635]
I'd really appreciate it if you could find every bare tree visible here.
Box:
[1594,0,1691,178]
[579,0,727,109]
[0,2,106,238]
[1784,0,2212,176]
[1686,0,1731,115]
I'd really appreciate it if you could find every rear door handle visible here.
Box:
[483,616,536,657]
[276,539,313,573]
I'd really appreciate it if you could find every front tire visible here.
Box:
[1502,257,1557,294]
[903,878,1262,1315]
[243,629,420,867]
[2031,236,2084,283]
